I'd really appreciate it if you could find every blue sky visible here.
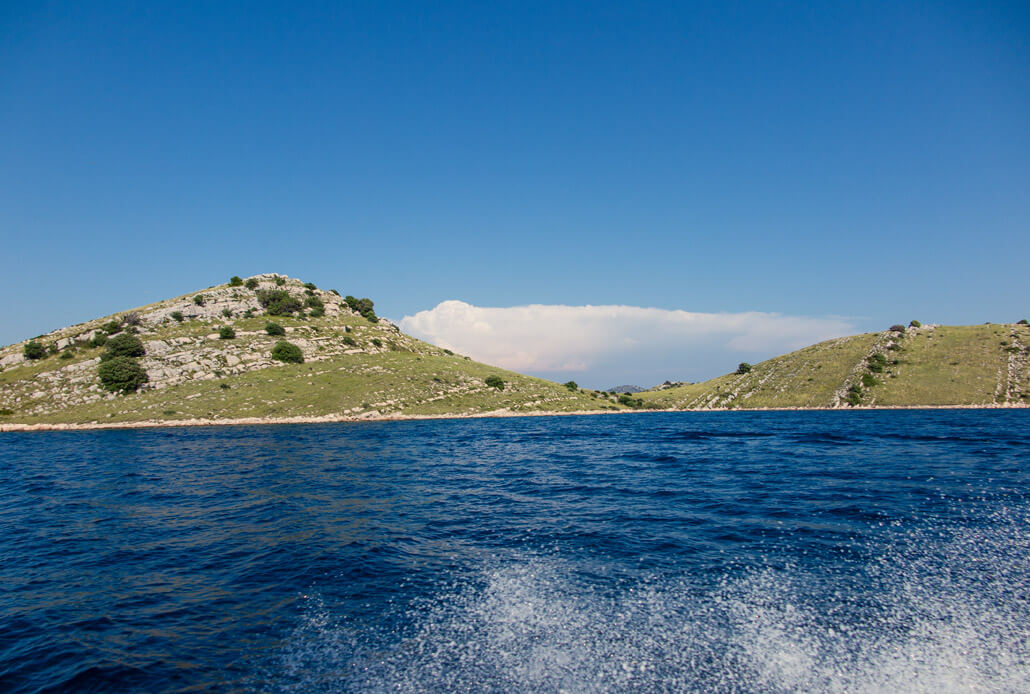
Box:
[2,1,1027,386]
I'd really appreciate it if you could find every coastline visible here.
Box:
[1,402,1026,433]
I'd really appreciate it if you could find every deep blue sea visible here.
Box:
[1,410,1028,692]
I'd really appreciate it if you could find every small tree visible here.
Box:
[274,276,286,286]
[98,356,149,392]
[245,278,260,289]
[103,320,123,335]
[23,341,46,360]
[271,340,304,364]
[889,324,906,333]
[1018,319,1029,325]
[219,326,236,339]
[102,333,146,360]
[564,380,578,391]
[485,375,505,390]
[90,332,108,348]
[371,338,383,348]
[735,362,752,374]
[229,276,244,287]
[170,311,184,322]
[303,282,317,290]
[193,295,206,306]
[909,320,922,328]
[265,322,285,336]
[256,289,302,316]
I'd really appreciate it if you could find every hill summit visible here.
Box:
[0,274,623,428]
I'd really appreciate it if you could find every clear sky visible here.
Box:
[2,1,1028,387]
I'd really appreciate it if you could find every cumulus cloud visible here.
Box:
[399,301,855,385]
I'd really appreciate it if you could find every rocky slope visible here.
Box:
[0,275,623,427]
[637,323,1030,410]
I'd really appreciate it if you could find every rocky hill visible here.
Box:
[0,275,625,428]
[637,322,1030,410]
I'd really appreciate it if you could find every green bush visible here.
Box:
[98,356,148,392]
[861,373,880,388]
[271,340,304,363]
[122,312,142,326]
[60,350,74,360]
[909,320,922,328]
[245,278,260,289]
[219,326,236,339]
[371,338,383,348]
[193,294,206,306]
[309,307,325,318]
[345,295,378,322]
[485,375,505,390]
[303,282,317,290]
[221,308,233,318]
[256,289,302,315]
[103,320,123,335]
[1018,319,1029,325]
[219,382,231,390]
[274,276,286,286]
[342,336,357,347]
[101,333,146,360]
[170,311,184,322]
[305,295,324,310]
[889,324,906,333]
[0,408,14,416]
[229,276,244,287]
[23,341,46,360]
[564,380,578,391]
[735,362,752,374]
[265,322,285,336]
[330,289,340,296]
[90,332,108,348]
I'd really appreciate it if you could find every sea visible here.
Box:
[1,410,1027,692]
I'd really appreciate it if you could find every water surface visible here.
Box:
[1,410,1027,692]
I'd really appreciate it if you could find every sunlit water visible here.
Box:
[1,410,1027,692]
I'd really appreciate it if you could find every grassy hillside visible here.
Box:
[0,275,621,427]
[638,323,1030,410]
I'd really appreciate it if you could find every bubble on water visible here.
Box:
[267,507,1029,693]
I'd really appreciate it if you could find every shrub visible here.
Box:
[443,348,453,355]
[243,309,254,318]
[1019,319,1029,325]
[23,341,46,360]
[265,322,285,336]
[303,282,317,290]
[305,295,324,310]
[889,324,906,333]
[90,332,108,348]
[103,320,123,335]
[271,340,304,364]
[274,276,286,286]
[256,289,302,315]
[98,356,148,392]
[309,307,325,318]
[123,312,142,326]
[193,295,206,306]
[909,320,922,328]
[861,373,880,388]
[342,336,356,347]
[219,326,236,339]
[229,276,244,287]
[60,350,74,360]
[485,375,505,390]
[735,362,752,374]
[245,278,260,289]
[170,311,184,322]
[0,408,13,416]
[102,333,146,360]
[371,338,383,348]
[330,289,340,296]
[221,308,233,318]
[564,380,578,391]
[219,382,231,390]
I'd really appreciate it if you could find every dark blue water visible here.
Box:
[1,410,1028,692]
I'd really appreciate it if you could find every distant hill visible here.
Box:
[608,385,644,394]
[638,323,1030,409]
[0,275,629,428]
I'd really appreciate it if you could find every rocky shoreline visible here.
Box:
[2,402,1026,433]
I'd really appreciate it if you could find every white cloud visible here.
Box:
[399,301,855,385]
